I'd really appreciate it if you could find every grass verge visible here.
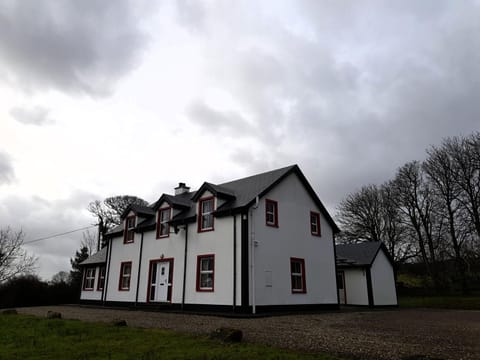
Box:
[0,314,342,360]
[399,295,480,310]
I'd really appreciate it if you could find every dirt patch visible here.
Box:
[16,306,480,360]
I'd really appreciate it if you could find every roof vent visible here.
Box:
[174,182,190,195]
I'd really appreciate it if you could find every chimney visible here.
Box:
[174,182,190,195]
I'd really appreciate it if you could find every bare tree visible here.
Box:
[336,183,413,264]
[0,227,37,283]
[88,195,149,250]
[448,134,480,243]
[81,229,97,256]
[392,161,444,288]
[337,184,383,243]
[424,141,469,292]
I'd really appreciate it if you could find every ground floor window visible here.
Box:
[196,254,215,291]
[97,266,106,291]
[83,267,96,290]
[119,262,132,291]
[290,258,306,293]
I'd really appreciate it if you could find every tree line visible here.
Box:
[336,132,480,293]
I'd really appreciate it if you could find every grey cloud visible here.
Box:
[187,100,256,138]
[10,106,53,126]
[0,1,150,97]
[175,0,206,33]
[0,190,100,280]
[0,151,15,184]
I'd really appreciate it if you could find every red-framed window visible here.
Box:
[265,199,278,227]
[290,258,306,293]
[156,207,171,238]
[83,267,96,291]
[97,266,106,291]
[196,254,215,292]
[119,262,132,291]
[310,211,321,236]
[198,197,214,232]
[124,216,136,243]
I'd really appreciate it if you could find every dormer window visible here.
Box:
[124,215,135,243]
[198,197,214,232]
[157,207,171,238]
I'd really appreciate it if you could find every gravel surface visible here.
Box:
[16,306,480,360]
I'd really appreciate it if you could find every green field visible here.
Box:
[0,314,341,360]
[399,295,480,310]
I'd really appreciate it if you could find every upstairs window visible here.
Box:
[196,255,215,291]
[290,258,306,293]
[265,199,278,227]
[119,262,132,291]
[310,211,321,236]
[97,266,106,291]
[157,207,171,238]
[83,268,96,290]
[124,216,136,243]
[198,197,214,232]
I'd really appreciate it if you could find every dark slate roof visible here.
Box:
[79,247,107,266]
[335,242,384,267]
[106,164,340,237]
[191,182,236,201]
[153,192,195,210]
[120,203,155,219]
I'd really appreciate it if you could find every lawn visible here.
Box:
[399,295,480,310]
[0,314,341,360]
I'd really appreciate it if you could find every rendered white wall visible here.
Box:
[136,201,186,304]
[371,250,397,305]
[105,211,140,303]
[251,173,338,306]
[343,268,369,305]
[184,198,240,306]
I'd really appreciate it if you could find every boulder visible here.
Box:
[46,311,62,319]
[111,319,127,327]
[210,327,243,343]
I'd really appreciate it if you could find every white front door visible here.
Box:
[149,261,170,302]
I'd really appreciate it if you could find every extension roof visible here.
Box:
[336,242,392,268]
[79,246,107,266]
[104,164,339,239]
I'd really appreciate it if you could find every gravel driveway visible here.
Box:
[16,306,480,360]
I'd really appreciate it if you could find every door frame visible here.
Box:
[147,258,174,303]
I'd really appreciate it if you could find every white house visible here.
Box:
[79,165,340,313]
[336,242,398,307]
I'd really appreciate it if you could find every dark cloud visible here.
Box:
[10,106,53,126]
[178,1,480,210]
[0,151,15,184]
[0,1,150,96]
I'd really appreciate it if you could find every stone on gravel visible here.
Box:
[46,311,62,319]
[210,327,243,342]
[111,319,127,327]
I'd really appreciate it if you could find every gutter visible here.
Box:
[135,232,145,306]
[103,238,113,305]
[233,214,237,311]
[181,224,188,310]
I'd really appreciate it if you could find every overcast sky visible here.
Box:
[1,0,480,280]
